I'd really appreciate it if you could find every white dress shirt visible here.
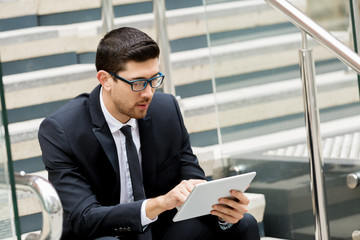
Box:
[99,87,156,226]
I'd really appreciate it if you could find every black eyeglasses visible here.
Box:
[107,71,165,92]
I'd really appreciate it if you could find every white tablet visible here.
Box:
[173,171,256,222]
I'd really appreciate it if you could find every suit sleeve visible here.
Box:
[38,117,145,238]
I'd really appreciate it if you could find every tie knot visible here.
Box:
[120,125,132,137]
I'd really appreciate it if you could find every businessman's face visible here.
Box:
[103,58,159,123]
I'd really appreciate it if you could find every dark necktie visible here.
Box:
[120,125,146,201]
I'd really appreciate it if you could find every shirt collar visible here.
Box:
[99,87,138,134]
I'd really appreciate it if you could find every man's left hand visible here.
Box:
[210,190,249,224]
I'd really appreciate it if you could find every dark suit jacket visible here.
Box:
[38,85,206,239]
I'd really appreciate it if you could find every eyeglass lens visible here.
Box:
[132,76,163,91]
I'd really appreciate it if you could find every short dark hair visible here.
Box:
[95,27,160,73]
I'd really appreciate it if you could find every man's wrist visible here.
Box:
[141,200,157,226]
[145,196,167,220]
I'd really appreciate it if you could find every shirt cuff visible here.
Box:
[218,220,233,230]
[141,199,158,226]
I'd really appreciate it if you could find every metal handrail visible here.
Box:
[15,172,63,240]
[265,0,360,74]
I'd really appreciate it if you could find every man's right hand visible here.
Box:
[145,179,206,220]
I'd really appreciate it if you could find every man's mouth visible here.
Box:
[137,102,149,109]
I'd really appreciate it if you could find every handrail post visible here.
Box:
[101,0,114,35]
[153,0,176,96]
[299,31,330,240]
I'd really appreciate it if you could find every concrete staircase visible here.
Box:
[1,0,359,238]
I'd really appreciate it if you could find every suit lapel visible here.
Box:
[92,127,120,178]
[138,116,157,197]
[89,85,120,179]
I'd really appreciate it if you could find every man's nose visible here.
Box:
[140,83,154,97]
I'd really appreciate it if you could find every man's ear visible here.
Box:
[97,70,112,90]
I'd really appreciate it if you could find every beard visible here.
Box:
[116,98,152,120]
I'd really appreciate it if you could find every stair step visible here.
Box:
[6,69,358,162]
[3,30,347,96]
[181,69,357,134]
[0,0,294,64]
[3,64,97,109]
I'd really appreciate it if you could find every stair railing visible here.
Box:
[264,1,360,240]
[15,172,63,240]
[266,0,360,72]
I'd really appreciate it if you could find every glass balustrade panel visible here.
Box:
[202,0,359,239]
[311,2,360,237]
[0,90,17,239]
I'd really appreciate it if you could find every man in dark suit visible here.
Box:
[38,27,260,240]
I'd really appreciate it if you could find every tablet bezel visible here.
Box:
[173,171,256,222]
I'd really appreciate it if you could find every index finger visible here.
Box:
[178,179,205,194]
[188,179,207,186]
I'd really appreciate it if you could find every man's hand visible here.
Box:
[145,179,206,220]
[161,179,206,210]
[210,190,249,224]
